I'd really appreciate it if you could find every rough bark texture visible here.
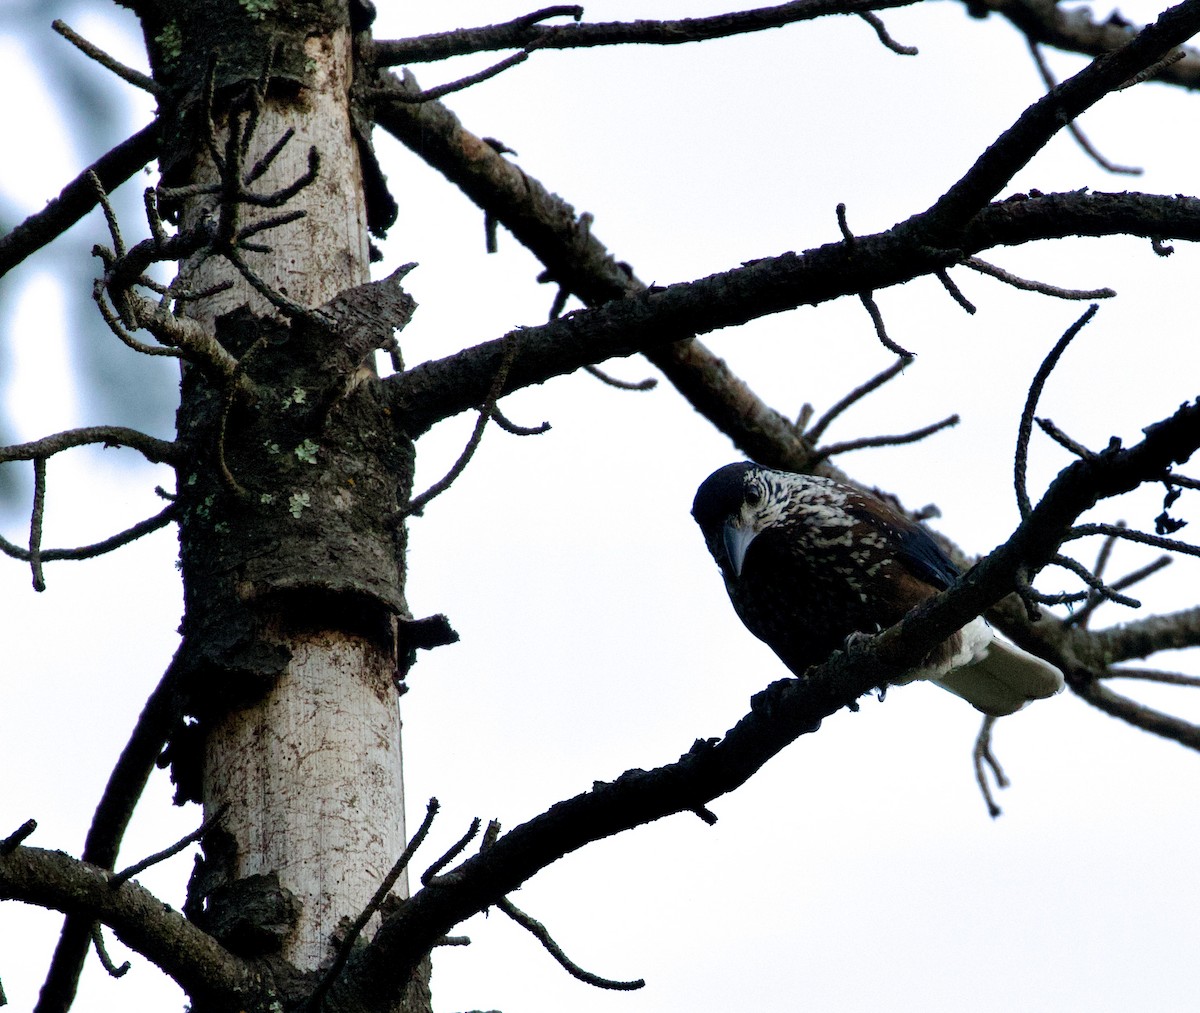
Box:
[145,0,419,988]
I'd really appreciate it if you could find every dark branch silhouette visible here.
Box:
[375,0,921,64]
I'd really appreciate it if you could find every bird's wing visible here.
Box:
[845,495,962,591]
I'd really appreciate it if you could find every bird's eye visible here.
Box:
[745,487,763,507]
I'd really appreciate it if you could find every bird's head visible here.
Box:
[692,462,800,579]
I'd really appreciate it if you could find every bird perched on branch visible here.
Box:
[691,462,1063,716]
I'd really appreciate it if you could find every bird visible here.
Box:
[691,461,1064,715]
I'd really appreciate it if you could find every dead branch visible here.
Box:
[964,256,1115,301]
[371,52,531,103]
[972,716,1008,819]
[1026,39,1141,175]
[806,355,913,442]
[375,0,922,64]
[1035,417,1094,458]
[373,71,815,469]
[913,1,1200,244]
[1065,555,1172,627]
[1071,678,1200,749]
[377,60,1200,459]
[347,396,1200,1000]
[856,10,917,55]
[29,458,47,592]
[0,504,178,566]
[90,925,130,978]
[0,822,37,856]
[0,426,181,467]
[0,846,255,1004]
[422,819,483,885]
[0,122,158,279]
[935,268,976,313]
[497,896,644,990]
[583,364,657,391]
[1066,522,1200,559]
[37,648,190,1013]
[811,415,960,461]
[111,806,228,886]
[1014,305,1097,518]
[1106,667,1200,688]
[1090,606,1200,663]
[51,20,160,95]
[967,0,1200,90]
[859,290,911,356]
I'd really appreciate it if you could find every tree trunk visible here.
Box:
[142,0,421,996]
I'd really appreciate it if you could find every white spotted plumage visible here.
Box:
[692,462,1064,715]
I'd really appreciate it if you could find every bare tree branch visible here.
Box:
[36,649,190,1013]
[1,846,255,1006]
[51,20,160,95]
[964,256,1116,301]
[345,396,1200,1002]
[385,192,1200,436]
[0,122,158,279]
[0,426,182,467]
[912,0,1200,243]
[1026,39,1142,175]
[0,504,178,567]
[968,0,1200,90]
[497,896,645,991]
[1090,606,1200,662]
[375,0,922,64]
[1071,677,1200,748]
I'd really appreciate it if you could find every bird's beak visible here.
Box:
[722,518,757,578]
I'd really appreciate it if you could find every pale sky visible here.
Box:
[3,2,1200,1012]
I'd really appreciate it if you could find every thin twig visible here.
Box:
[972,716,1008,819]
[52,20,161,95]
[497,897,645,990]
[306,799,440,1012]
[491,406,551,435]
[29,458,47,591]
[1070,520,1123,627]
[375,1,918,63]
[397,336,520,520]
[1014,305,1098,518]
[1066,522,1200,558]
[373,51,530,104]
[806,355,913,442]
[0,123,158,280]
[1049,552,1141,608]
[835,202,854,243]
[964,257,1116,300]
[0,426,181,467]
[0,504,179,565]
[856,11,917,54]
[935,268,976,314]
[0,820,37,855]
[1035,417,1094,459]
[1105,667,1200,688]
[111,805,229,885]
[583,364,657,391]
[90,925,130,978]
[812,415,958,461]
[215,334,271,501]
[421,818,482,885]
[1063,552,1173,627]
[1117,49,1186,89]
[1026,40,1141,175]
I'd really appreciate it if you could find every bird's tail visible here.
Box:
[934,638,1064,716]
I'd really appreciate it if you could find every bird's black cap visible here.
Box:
[692,461,756,535]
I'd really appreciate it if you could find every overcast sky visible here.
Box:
[4,2,1200,1011]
